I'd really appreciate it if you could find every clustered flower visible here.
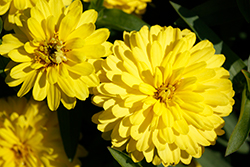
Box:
[0,96,87,166]
[0,0,235,166]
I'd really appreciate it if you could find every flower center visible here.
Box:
[11,144,29,165]
[154,84,176,103]
[35,34,67,66]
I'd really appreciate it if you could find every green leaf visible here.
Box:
[223,112,250,154]
[96,8,149,32]
[196,148,232,167]
[191,0,243,26]
[225,82,250,156]
[170,1,246,80]
[88,0,104,12]
[57,103,83,161]
[108,147,142,167]
[237,0,250,23]
[242,69,250,96]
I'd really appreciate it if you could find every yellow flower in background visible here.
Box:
[92,25,235,166]
[83,0,151,14]
[0,96,87,166]
[0,0,111,111]
[0,0,72,30]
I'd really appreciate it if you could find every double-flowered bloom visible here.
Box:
[92,25,235,166]
[0,0,111,111]
[0,96,87,166]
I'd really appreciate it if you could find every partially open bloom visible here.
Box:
[0,0,72,30]
[92,25,235,166]
[0,96,87,166]
[0,0,111,111]
[83,0,151,14]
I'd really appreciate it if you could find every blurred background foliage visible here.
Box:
[1,0,250,166]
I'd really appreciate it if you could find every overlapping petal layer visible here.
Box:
[92,25,235,166]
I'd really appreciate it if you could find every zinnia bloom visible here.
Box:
[83,0,151,14]
[0,96,87,166]
[0,0,72,30]
[92,25,235,166]
[0,0,111,111]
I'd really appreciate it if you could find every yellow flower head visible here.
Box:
[0,0,72,30]
[0,96,87,166]
[83,0,151,14]
[92,25,235,166]
[0,0,112,111]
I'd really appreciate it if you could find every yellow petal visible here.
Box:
[118,117,131,138]
[143,145,155,163]
[80,73,99,87]
[0,1,11,15]
[84,28,110,45]
[80,44,106,59]
[65,61,94,76]
[48,0,64,28]
[57,76,75,97]
[66,49,86,63]
[0,128,19,143]
[121,71,142,87]
[139,82,155,96]
[13,0,26,10]
[173,51,190,69]
[47,84,61,111]
[153,67,163,88]
[203,90,229,106]
[206,54,225,68]
[58,6,81,41]
[8,48,32,62]
[61,90,76,110]
[173,119,189,134]
[27,18,46,41]
[149,41,163,70]
[17,70,38,97]
[73,79,89,100]
[111,104,130,118]
[77,9,98,28]
[99,83,127,95]
[45,15,55,39]
[176,91,204,102]
[33,70,48,101]
[0,34,25,56]
[161,106,174,127]
[47,66,58,84]
[58,63,69,78]
[24,41,37,54]
[159,127,175,143]
[136,128,152,151]
[5,74,25,87]
[66,23,95,41]
[35,0,51,19]
[189,47,214,65]
[64,38,85,50]
[153,100,163,115]
[10,62,33,79]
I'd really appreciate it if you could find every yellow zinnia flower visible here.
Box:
[0,96,87,166]
[92,25,235,166]
[83,0,151,14]
[0,0,72,30]
[0,0,111,111]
